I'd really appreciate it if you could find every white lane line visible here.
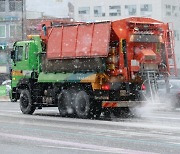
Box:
[0,109,57,113]
[0,110,21,113]
[39,145,132,154]
[168,142,180,145]
[143,115,180,120]
[0,132,157,154]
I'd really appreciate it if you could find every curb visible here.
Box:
[0,96,10,102]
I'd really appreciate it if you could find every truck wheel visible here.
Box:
[68,89,77,117]
[20,90,36,114]
[58,90,72,117]
[74,91,90,119]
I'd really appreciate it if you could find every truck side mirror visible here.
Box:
[11,50,16,66]
[11,50,15,60]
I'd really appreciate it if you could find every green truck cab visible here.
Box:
[10,36,40,102]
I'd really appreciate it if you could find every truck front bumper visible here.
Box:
[102,101,145,108]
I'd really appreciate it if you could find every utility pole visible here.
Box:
[22,0,26,40]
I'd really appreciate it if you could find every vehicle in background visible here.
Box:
[0,80,11,97]
[2,80,11,96]
[0,84,6,96]
[0,46,11,85]
[157,79,180,108]
[2,80,17,102]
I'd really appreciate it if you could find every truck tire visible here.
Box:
[68,89,77,117]
[20,90,36,114]
[58,90,72,117]
[74,91,90,119]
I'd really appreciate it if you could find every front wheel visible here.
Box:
[20,90,36,114]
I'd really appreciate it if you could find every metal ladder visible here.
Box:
[165,23,177,76]
[143,71,158,102]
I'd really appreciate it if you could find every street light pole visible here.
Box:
[22,0,26,40]
[22,0,24,40]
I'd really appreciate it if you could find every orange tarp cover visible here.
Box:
[47,22,111,59]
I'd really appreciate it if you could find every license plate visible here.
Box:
[120,90,127,96]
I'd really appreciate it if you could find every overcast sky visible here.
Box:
[26,0,69,18]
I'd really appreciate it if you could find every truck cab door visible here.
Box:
[11,44,30,87]
[13,44,29,70]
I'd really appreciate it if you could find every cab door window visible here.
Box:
[15,46,23,61]
[25,44,29,60]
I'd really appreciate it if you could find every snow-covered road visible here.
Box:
[0,101,180,154]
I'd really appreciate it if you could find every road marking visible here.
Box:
[39,145,142,154]
[0,132,157,154]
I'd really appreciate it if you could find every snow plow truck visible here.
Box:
[10,17,177,118]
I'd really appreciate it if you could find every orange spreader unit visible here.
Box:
[46,22,111,59]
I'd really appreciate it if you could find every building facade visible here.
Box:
[0,0,24,49]
[0,0,24,77]
[68,0,180,69]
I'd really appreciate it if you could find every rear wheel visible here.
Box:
[58,90,73,117]
[68,89,78,117]
[74,91,90,119]
[20,89,36,114]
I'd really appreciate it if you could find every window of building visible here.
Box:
[9,25,16,37]
[17,25,22,38]
[9,24,22,38]
[94,6,105,17]
[172,5,178,17]
[174,30,179,41]
[9,0,22,12]
[0,52,7,64]
[78,7,90,15]
[125,5,136,16]
[109,5,121,16]
[140,4,152,16]
[165,4,171,16]
[0,25,6,38]
[0,0,5,12]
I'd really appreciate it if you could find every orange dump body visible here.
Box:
[41,21,111,59]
